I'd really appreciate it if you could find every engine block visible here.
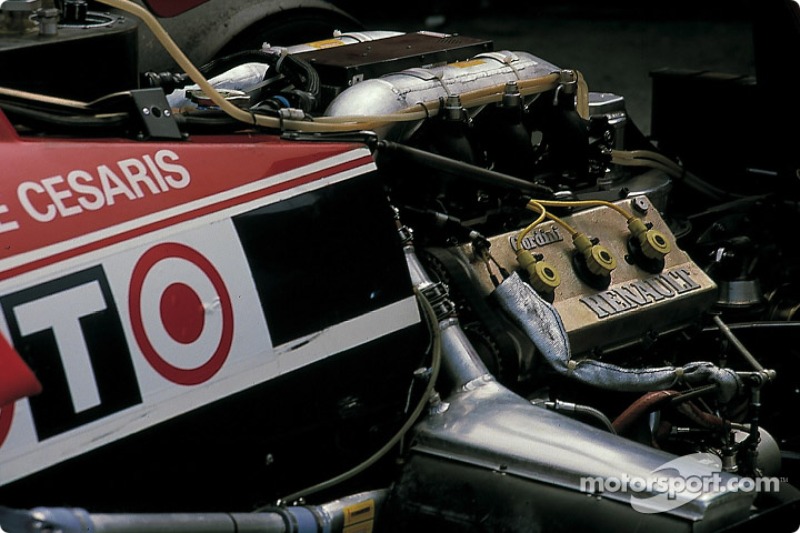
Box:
[461,196,717,355]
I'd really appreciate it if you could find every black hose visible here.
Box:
[275,53,320,100]
[624,118,741,202]
[0,101,130,134]
[142,51,282,94]
[174,113,251,133]
[198,50,278,79]
[681,170,745,202]
[377,140,554,196]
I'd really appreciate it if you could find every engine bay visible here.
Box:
[1,2,799,531]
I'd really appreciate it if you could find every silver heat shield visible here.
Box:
[409,378,755,528]
[324,50,559,140]
[494,271,742,401]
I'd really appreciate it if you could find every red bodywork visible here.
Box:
[0,112,369,283]
[0,109,376,473]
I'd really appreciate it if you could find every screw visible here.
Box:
[141,107,150,116]
[632,197,649,215]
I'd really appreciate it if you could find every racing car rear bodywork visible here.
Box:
[0,120,426,510]
[0,0,799,531]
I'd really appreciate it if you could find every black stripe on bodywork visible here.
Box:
[0,323,427,511]
[233,171,413,346]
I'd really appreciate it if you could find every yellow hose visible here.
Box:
[531,198,635,222]
[516,201,548,249]
[526,201,580,236]
[0,86,91,109]
[611,149,683,176]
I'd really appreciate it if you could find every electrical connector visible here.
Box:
[516,249,561,294]
[628,218,671,260]
[625,217,671,274]
[572,233,616,277]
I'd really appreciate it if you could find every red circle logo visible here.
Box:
[129,243,234,386]
[160,282,206,344]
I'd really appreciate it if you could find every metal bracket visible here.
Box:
[130,88,182,140]
[281,130,379,148]
[0,0,42,12]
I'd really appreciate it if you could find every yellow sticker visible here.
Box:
[343,499,375,526]
[307,38,347,49]
[450,59,486,69]
[343,523,373,533]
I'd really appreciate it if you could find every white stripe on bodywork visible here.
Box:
[0,148,373,277]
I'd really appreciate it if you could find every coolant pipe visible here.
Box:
[612,390,680,434]
[404,245,491,393]
[0,490,387,533]
[438,317,495,392]
[494,272,743,401]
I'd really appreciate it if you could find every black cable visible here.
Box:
[701,321,800,333]
[174,112,251,133]
[377,140,554,196]
[625,118,741,202]
[198,49,279,79]
[0,101,130,134]
[275,53,320,104]
[143,50,285,96]
[273,288,443,506]
[681,170,745,202]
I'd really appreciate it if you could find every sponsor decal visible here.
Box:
[579,268,701,319]
[1,267,141,440]
[0,157,420,486]
[508,224,563,251]
[128,242,234,386]
[0,222,270,482]
[0,146,375,281]
[15,150,189,224]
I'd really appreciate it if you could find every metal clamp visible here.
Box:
[130,88,183,140]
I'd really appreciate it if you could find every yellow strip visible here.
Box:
[307,38,347,49]
[343,523,373,533]
[344,499,375,526]
[450,59,486,69]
